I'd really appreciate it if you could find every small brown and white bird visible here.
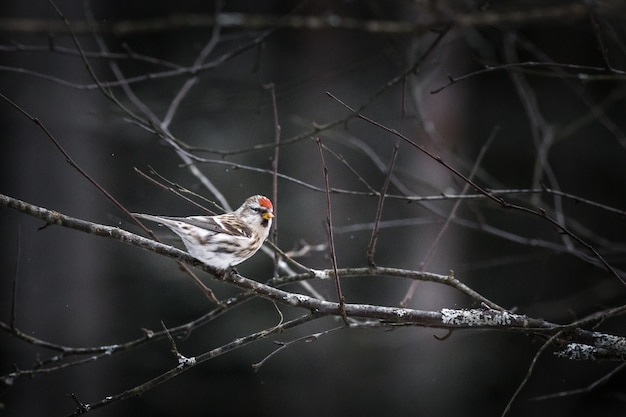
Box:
[134,195,274,270]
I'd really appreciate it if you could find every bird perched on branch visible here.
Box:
[134,195,274,270]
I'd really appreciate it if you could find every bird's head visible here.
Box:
[239,195,274,229]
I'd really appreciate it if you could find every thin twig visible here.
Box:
[133,167,217,215]
[252,325,344,371]
[68,393,89,414]
[501,331,564,417]
[367,142,399,266]
[314,135,379,194]
[161,321,180,357]
[265,82,281,272]
[590,12,619,73]
[530,363,626,401]
[430,61,621,95]
[160,321,196,367]
[316,137,348,323]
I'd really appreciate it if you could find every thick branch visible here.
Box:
[3,192,626,363]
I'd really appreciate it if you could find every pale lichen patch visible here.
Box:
[555,343,596,361]
[441,308,516,327]
[592,332,626,352]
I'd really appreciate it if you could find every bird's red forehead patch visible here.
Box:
[258,196,273,210]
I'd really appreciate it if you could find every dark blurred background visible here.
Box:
[2,1,626,416]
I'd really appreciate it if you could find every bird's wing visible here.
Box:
[184,215,253,238]
[134,213,254,239]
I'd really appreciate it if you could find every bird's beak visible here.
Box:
[262,212,274,220]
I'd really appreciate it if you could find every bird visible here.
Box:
[133,195,274,270]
